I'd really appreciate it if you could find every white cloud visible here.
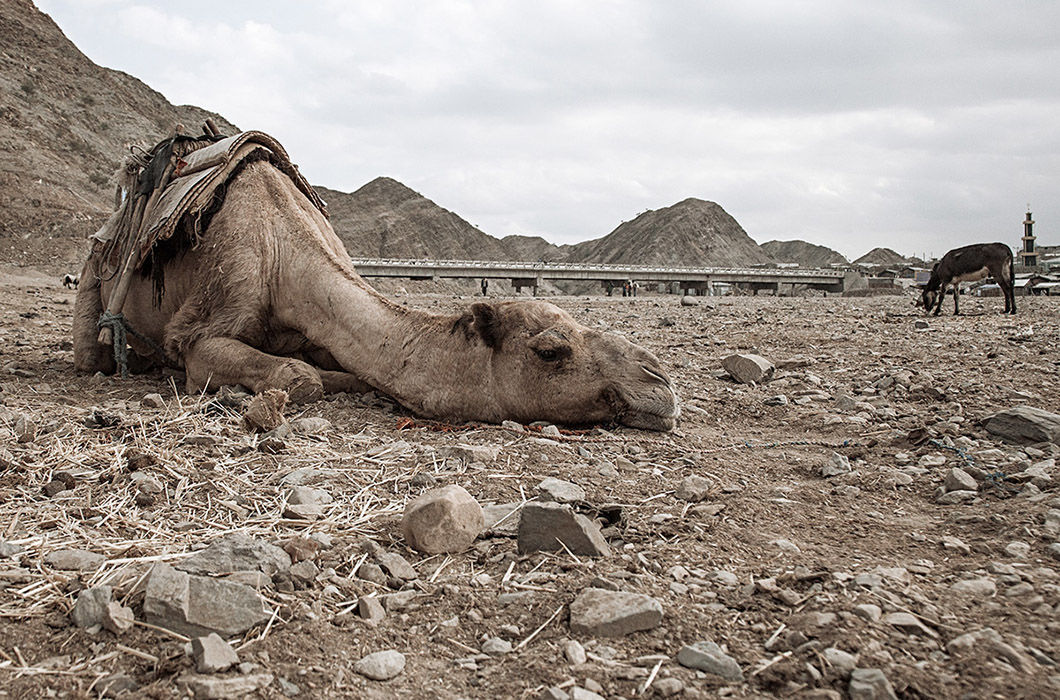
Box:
[35,0,1060,259]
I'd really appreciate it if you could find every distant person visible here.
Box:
[481,278,488,296]
[632,280,639,297]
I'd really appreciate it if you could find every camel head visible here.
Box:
[462,300,679,431]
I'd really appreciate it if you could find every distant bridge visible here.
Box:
[350,258,855,295]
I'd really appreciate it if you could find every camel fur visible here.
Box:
[73,158,679,431]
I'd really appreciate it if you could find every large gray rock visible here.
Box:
[538,477,586,503]
[144,563,270,637]
[176,533,291,577]
[178,672,273,699]
[353,649,406,680]
[518,502,610,557]
[72,585,112,628]
[722,354,775,384]
[402,485,484,554]
[984,406,1060,444]
[44,549,105,572]
[676,641,743,681]
[191,633,239,673]
[569,588,663,636]
[848,668,898,700]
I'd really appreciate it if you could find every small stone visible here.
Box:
[97,673,139,696]
[823,647,857,677]
[176,533,291,577]
[144,563,270,637]
[130,471,163,494]
[102,601,135,634]
[402,485,484,554]
[944,467,978,493]
[675,475,712,502]
[517,502,610,557]
[244,389,288,432]
[482,502,522,537]
[72,586,112,629]
[179,672,274,698]
[13,414,36,443]
[0,541,24,558]
[481,637,513,655]
[287,485,332,506]
[564,639,587,664]
[1048,543,1060,561]
[936,489,977,505]
[283,503,322,519]
[282,537,320,563]
[538,477,586,503]
[680,295,700,306]
[353,649,406,681]
[764,394,789,406]
[771,538,801,554]
[289,560,319,586]
[191,633,240,673]
[951,578,997,596]
[45,549,105,572]
[853,604,881,622]
[1005,541,1031,558]
[356,562,388,585]
[141,393,165,409]
[822,452,851,477]
[376,551,418,581]
[882,612,937,637]
[653,678,685,697]
[722,353,775,384]
[358,597,386,623]
[291,416,331,435]
[848,668,898,700]
[569,588,663,637]
[676,640,743,681]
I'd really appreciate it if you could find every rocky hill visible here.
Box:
[0,0,237,269]
[498,234,570,262]
[853,247,911,267]
[317,177,511,260]
[566,198,773,267]
[761,239,848,268]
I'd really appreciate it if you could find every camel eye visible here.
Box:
[535,348,559,362]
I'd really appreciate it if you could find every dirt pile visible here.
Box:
[0,0,236,271]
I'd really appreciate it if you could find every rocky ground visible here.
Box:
[1,263,1060,699]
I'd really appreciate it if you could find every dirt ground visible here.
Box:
[1,263,1059,699]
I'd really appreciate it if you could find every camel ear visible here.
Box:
[471,302,502,349]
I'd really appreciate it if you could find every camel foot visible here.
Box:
[264,361,324,404]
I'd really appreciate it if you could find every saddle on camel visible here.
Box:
[74,122,680,431]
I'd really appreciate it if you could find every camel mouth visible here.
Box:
[614,376,680,432]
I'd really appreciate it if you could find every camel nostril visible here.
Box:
[641,365,670,387]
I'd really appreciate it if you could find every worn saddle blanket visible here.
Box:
[91,130,327,272]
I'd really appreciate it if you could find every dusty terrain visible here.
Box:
[1,264,1059,699]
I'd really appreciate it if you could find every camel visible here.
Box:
[73,153,679,431]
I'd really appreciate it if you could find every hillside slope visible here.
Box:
[0,0,236,268]
[566,198,772,267]
[761,239,848,267]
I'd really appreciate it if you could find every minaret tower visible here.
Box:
[1020,208,1038,268]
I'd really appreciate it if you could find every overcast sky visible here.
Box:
[36,0,1060,259]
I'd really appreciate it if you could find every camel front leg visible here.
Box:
[184,337,324,404]
[316,369,373,395]
[73,252,116,375]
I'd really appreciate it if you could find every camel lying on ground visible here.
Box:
[73,138,679,430]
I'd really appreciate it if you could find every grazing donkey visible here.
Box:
[920,242,1015,316]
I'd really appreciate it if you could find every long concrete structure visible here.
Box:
[350,258,855,295]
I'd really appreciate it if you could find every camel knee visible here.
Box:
[264,360,324,404]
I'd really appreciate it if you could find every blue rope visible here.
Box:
[98,312,168,379]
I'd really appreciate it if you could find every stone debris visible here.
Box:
[439,443,500,464]
[680,295,700,306]
[517,502,610,557]
[191,633,240,673]
[946,627,1036,672]
[176,533,291,577]
[481,637,513,655]
[290,416,331,435]
[141,393,165,408]
[563,639,587,665]
[675,474,712,502]
[984,406,1060,444]
[848,668,898,700]
[538,477,586,503]
[282,536,320,563]
[936,489,976,505]
[353,649,406,680]
[822,647,857,677]
[243,388,288,432]
[882,611,937,638]
[676,640,744,681]
[144,563,270,637]
[102,601,135,634]
[569,587,663,636]
[822,451,851,477]
[375,551,418,581]
[178,672,274,699]
[722,353,775,384]
[402,484,484,554]
[44,548,104,572]
[71,585,111,629]
[482,502,522,537]
[950,577,997,596]
[287,485,332,506]
[358,596,386,623]
[943,467,978,493]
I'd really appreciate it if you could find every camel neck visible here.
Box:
[282,258,501,420]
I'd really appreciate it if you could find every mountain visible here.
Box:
[853,247,911,267]
[318,177,511,260]
[498,234,570,262]
[761,240,848,267]
[566,198,773,267]
[0,0,237,268]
